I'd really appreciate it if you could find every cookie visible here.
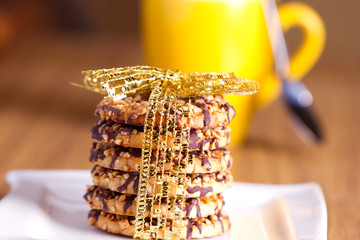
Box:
[91,165,232,198]
[88,209,230,239]
[89,142,232,173]
[84,185,224,219]
[96,95,235,129]
[91,120,231,151]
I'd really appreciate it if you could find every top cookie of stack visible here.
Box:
[96,94,235,129]
[92,95,235,151]
[86,94,235,239]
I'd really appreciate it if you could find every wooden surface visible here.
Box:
[0,35,359,239]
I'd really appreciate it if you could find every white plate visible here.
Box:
[0,170,327,240]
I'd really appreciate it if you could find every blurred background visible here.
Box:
[0,0,359,239]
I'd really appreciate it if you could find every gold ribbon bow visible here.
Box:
[75,66,258,239]
[74,65,259,99]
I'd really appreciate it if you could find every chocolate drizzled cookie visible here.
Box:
[89,142,232,173]
[91,119,231,151]
[96,95,235,129]
[91,165,232,198]
[87,209,230,239]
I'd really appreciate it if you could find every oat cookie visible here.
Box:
[96,95,235,129]
[89,142,232,173]
[88,209,230,239]
[84,185,225,219]
[91,120,231,151]
[91,165,232,198]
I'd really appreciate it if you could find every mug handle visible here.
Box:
[278,2,326,80]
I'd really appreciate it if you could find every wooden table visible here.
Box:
[0,35,359,239]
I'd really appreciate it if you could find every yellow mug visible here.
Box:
[141,0,326,144]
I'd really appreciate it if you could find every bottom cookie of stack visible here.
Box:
[84,184,231,239]
[88,209,230,239]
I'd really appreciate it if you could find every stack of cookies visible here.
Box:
[84,94,235,239]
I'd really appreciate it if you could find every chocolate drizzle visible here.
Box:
[200,138,211,151]
[201,157,211,168]
[126,113,136,125]
[91,165,97,174]
[88,209,101,221]
[216,173,228,184]
[189,130,200,150]
[194,221,202,234]
[225,131,230,145]
[123,195,136,214]
[84,186,113,214]
[91,120,109,141]
[195,102,210,127]
[186,220,193,239]
[187,185,213,197]
[176,113,181,125]
[133,175,139,193]
[223,103,231,123]
[185,198,202,218]
[89,143,105,162]
[214,139,220,148]
[117,174,138,192]
[189,131,212,151]
[186,219,202,239]
[109,148,121,169]
[86,186,113,213]
[198,150,212,170]
[150,154,157,164]
[83,186,94,201]
[100,191,110,212]
[217,211,224,233]
[203,110,211,127]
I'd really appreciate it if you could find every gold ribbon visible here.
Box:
[73,65,259,99]
[75,65,259,239]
